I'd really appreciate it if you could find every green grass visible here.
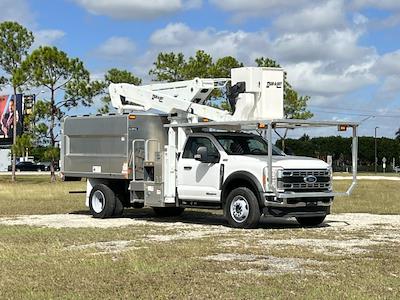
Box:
[334,172,400,177]
[0,175,86,216]
[333,180,400,214]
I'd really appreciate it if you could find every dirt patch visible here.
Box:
[0,213,399,230]
[0,213,399,255]
[259,238,382,255]
[0,213,230,231]
[204,253,325,276]
[326,213,400,228]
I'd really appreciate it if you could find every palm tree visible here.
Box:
[396,128,400,141]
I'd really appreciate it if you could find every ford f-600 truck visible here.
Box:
[61,67,358,228]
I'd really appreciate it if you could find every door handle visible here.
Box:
[184,166,192,170]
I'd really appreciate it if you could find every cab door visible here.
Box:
[177,136,222,201]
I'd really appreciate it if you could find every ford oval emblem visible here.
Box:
[304,175,317,184]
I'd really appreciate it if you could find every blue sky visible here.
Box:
[1,0,400,138]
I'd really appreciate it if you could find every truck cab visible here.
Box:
[177,132,332,228]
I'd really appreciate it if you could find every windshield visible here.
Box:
[215,134,285,156]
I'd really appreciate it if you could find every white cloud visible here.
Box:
[378,75,400,100]
[374,50,400,76]
[145,22,379,98]
[210,0,310,13]
[148,23,270,63]
[274,0,346,33]
[94,36,136,59]
[286,61,377,96]
[0,0,35,26]
[353,13,368,25]
[352,0,400,10]
[33,30,65,48]
[73,0,201,20]
[271,29,375,64]
[210,0,326,23]
[0,0,66,51]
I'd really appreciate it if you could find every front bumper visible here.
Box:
[261,191,334,217]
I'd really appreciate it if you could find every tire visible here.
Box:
[224,187,260,229]
[37,168,42,172]
[113,199,124,217]
[296,216,326,227]
[152,207,185,217]
[113,193,124,217]
[89,184,117,218]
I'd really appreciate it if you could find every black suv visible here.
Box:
[8,161,46,172]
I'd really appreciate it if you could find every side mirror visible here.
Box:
[194,146,208,162]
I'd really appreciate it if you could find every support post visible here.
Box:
[346,125,358,195]
[267,122,273,192]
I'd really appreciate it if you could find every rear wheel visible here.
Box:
[152,207,185,217]
[296,216,326,227]
[89,184,117,218]
[224,187,260,229]
[113,194,124,217]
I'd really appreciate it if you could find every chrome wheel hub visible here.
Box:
[92,190,105,213]
[230,196,249,223]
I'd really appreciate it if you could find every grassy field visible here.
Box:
[0,175,399,299]
[333,180,400,214]
[0,175,86,216]
[1,175,399,216]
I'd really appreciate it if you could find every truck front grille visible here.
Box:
[278,169,331,192]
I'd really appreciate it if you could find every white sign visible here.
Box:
[327,155,333,166]
[382,157,387,163]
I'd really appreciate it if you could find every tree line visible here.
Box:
[281,135,400,171]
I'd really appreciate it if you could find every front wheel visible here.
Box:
[224,187,260,229]
[296,216,326,227]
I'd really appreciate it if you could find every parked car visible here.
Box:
[394,166,400,173]
[41,161,60,171]
[8,161,46,172]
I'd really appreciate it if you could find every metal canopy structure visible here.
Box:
[165,118,359,129]
[166,118,359,200]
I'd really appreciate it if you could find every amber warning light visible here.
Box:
[257,123,266,129]
[338,124,348,131]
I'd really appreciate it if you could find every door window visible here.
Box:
[182,137,219,159]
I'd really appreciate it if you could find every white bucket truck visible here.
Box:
[61,67,358,228]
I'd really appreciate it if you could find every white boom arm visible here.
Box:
[109,67,285,122]
[109,78,233,121]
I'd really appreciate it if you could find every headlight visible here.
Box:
[263,166,283,191]
[327,166,332,176]
[327,166,333,190]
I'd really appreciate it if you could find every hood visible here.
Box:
[241,155,329,169]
